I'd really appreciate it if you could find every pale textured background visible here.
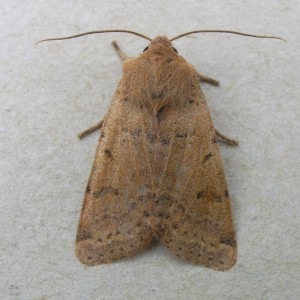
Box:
[1,1,299,299]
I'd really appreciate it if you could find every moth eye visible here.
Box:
[143,46,149,52]
[173,47,178,54]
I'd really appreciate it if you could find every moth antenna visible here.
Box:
[170,30,286,42]
[35,29,152,45]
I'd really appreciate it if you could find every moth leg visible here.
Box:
[215,129,239,146]
[197,72,219,86]
[111,41,127,61]
[78,119,104,139]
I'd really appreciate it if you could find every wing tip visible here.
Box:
[161,238,237,271]
[75,235,154,265]
[75,240,112,265]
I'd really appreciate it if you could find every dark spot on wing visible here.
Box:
[85,179,91,193]
[156,194,172,206]
[176,133,188,138]
[224,189,229,197]
[131,129,142,137]
[131,202,138,209]
[160,138,169,145]
[147,133,156,144]
[156,105,166,123]
[76,231,92,241]
[138,195,145,202]
[105,149,112,158]
[197,191,204,199]
[220,237,237,247]
[93,187,118,198]
[203,152,212,163]
[172,223,179,229]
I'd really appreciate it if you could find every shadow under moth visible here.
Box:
[38,29,284,271]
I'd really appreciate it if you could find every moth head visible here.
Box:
[143,36,178,54]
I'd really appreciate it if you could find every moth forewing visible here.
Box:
[144,60,236,270]
[76,99,155,265]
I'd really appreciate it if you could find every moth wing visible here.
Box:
[76,97,154,265]
[154,89,237,271]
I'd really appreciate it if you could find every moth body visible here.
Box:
[76,36,237,271]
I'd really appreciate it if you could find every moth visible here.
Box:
[38,29,284,270]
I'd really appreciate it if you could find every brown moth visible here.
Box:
[38,29,284,271]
